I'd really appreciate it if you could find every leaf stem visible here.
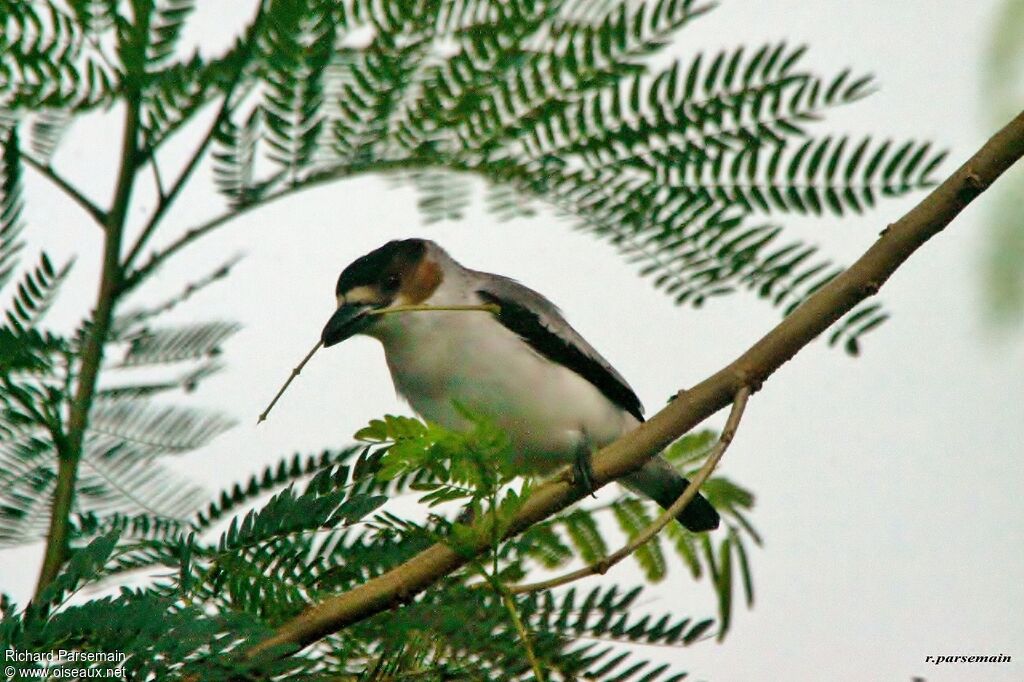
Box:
[500,588,547,682]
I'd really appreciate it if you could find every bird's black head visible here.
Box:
[334,239,426,298]
[322,239,441,347]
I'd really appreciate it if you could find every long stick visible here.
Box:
[256,304,500,423]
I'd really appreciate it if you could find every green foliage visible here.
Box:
[0,132,238,546]
[0,1,118,110]
[259,0,335,180]
[355,412,515,484]
[1,1,944,350]
[0,0,952,678]
[5,252,72,331]
[111,0,939,352]
[2,529,304,680]
[0,130,26,291]
[354,411,534,557]
[29,109,72,164]
[216,471,385,555]
[354,414,759,644]
[194,447,361,529]
[212,108,267,208]
[499,47,945,350]
[411,169,474,223]
[118,320,240,366]
[4,417,757,679]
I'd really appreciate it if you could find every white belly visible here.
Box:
[372,310,635,471]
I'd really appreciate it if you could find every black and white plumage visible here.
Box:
[321,239,719,532]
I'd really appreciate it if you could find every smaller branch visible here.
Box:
[1,377,63,447]
[467,555,548,682]
[125,201,255,291]
[508,385,751,595]
[35,82,143,597]
[22,154,107,226]
[123,101,227,269]
[147,143,167,203]
[257,340,322,425]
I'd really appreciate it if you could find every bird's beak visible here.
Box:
[321,303,376,347]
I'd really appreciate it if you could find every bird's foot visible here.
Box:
[572,446,598,498]
[455,503,476,525]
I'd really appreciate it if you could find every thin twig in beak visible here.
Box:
[257,340,322,424]
[257,303,500,423]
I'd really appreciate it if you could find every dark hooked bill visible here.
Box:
[321,303,377,347]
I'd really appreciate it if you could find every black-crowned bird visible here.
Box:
[321,238,719,532]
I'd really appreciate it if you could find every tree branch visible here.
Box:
[234,108,1024,666]
[509,385,751,595]
[22,154,107,226]
[145,135,167,203]
[34,98,144,596]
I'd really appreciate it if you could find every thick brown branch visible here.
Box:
[509,385,751,595]
[239,110,1024,666]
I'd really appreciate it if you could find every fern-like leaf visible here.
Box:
[118,320,240,366]
[4,252,72,330]
[0,129,25,291]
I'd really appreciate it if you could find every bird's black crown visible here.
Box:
[335,239,426,296]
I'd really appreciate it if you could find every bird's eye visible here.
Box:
[382,274,400,291]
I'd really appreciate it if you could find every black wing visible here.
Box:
[477,287,644,422]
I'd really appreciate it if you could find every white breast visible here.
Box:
[367,288,636,471]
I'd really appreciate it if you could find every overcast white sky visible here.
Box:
[2,2,1022,681]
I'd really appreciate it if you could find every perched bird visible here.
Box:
[321,239,719,532]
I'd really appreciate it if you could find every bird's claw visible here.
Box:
[455,504,476,525]
[572,447,598,498]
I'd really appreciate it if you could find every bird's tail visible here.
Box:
[621,456,720,532]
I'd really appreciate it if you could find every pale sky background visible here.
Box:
[2,2,1022,681]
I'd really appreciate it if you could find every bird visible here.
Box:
[320,238,719,532]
